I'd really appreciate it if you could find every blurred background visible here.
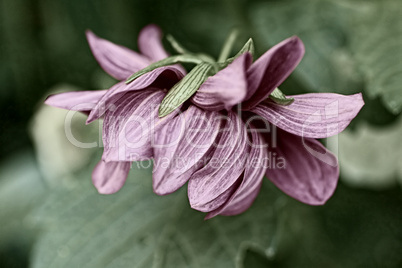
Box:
[0,0,401,267]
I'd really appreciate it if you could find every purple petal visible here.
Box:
[242,36,305,110]
[251,93,364,138]
[191,53,252,111]
[205,129,267,219]
[137,25,187,75]
[86,30,150,80]
[92,160,131,194]
[188,112,249,212]
[138,24,169,62]
[266,128,339,205]
[86,66,184,124]
[45,90,107,112]
[152,106,221,195]
[102,90,180,162]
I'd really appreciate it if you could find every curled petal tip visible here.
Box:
[291,36,305,54]
[85,29,94,37]
[355,92,365,105]
[92,160,130,195]
[95,186,120,195]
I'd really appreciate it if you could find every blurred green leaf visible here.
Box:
[250,0,361,96]
[347,0,402,114]
[339,114,402,189]
[0,151,47,267]
[249,0,402,114]
[30,157,402,268]
[31,164,282,268]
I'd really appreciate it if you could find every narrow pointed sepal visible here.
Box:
[159,63,213,117]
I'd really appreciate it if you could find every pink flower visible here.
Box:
[45,25,364,219]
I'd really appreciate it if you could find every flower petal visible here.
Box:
[266,128,339,205]
[92,160,131,194]
[138,24,169,62]
[45,90,107,112]
[86,66,184,124]
[137,25,187,75]
[102,90,180,162]
[191,53,252,111]
[152,106,221,195]
[243,36,305,110]
[86,30,150,80]
[188,112,249,212]
[251,93,364,138]
[205,129,267,219]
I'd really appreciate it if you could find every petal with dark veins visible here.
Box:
[188,112,249,212]
[102,90,180,162]
[86,66,184,124]
[45,90,107,113]
[86,30,150,80]
[92,160,131,194]
[251,93,364,138]
[265,128,339,205]
[152,106,221,195]
[243,36,305,110]
[191,53,252,111]
[206,129,267,219]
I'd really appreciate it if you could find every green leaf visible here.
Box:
[125,54,202,84]
[31,163,284,268]
[269,88,294,106]
[159,62,213,117]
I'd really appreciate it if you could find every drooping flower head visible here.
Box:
[45,25,364,219]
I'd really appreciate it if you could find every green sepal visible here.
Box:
[166,35,190,54]
[125,54,203,84]
[269,88,295,105]
[233,38,255,60]
[218,29,239,62]
[218,38,255,69]
[159,63,213,117]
